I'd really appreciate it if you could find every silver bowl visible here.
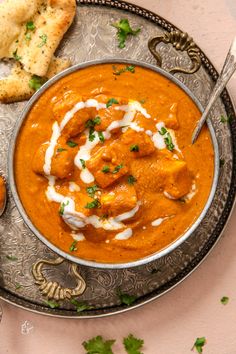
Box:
[8,59,219,270]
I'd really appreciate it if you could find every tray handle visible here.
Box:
[148,29,201,74]
[32,257,86,300]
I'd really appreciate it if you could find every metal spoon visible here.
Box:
[0,175,7,217]
[192,36,236,144]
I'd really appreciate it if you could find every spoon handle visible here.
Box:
[192,36,236,144]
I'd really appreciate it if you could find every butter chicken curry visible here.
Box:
[14,64,214,263]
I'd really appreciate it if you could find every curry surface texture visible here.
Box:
[14,64,214,263]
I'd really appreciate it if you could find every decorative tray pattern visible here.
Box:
[0,0,235,318]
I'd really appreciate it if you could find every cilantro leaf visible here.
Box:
[85,199,101,209]
[83,336,115,354]
[12,49,22,61]
[220,114,232,123]
[192,337,206,353]
[43,300,59,309]
[29,75,47,90]
[80,159,86,169]
[112,65,135,75]
[102,165,110,173]
[221,296,229,305]
[69,240,78,252]
[38,33,47,48]
[89,128,96,142]
[70,298,92,313]
[123,334,144,354]
[159,127,167,135]
[57,148,67,153]
[106,98,119,108]
[118,290,137,306]
[86,185,99,198]
[6,255,18,261]
[130,144,139,152]
[59,200,69,216]
[26,21,35,31]
[112,164,124,174]
[66,140,78,147]
[86,117,101,128]
[127,175,137,185]
[111,19,141,49]
[164,132,175,151]
[98,131,105,143]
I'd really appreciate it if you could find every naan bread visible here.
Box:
[0,0,76,76]
[0,57,71,103]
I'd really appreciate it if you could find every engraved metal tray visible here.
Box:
[0,0,235,318]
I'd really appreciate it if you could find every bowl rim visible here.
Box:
[8,58,219,269]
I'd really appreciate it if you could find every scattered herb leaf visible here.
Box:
[139,99,146,104]
[86,116,101,128]
[29,75,47,90]
[26,21,35,31]
[69,240,78,252]
[38,33,47,48]
[127,175,137,185]
[164,132,175,151]
[221,296,229,305]
[130,144,139,152]
[112,65,136,75]
[57,148,67,152]
[86,185,99,198]
[85,199,101,209]
[220,114,232,123]
[112,164,124,174]
[70,298,92,313]
[83,335,115,354]
[220,158,225,167]
[66,140,78,148]
[106,98,119,108]
[111,19,141,49]
[59,200,69,216]
[43,300,59,309]
[102,165,110,173]
[98,131,105,143]
[123,334,144,354]
[192,337,206,353]
[159,127,167,136]
[25,33,32,41]
[12,49,22,61]
[6,255,18,261]
[118,290,137,306]
[80,159,86,169]
[15,283,22,290]
[89,128,96,142]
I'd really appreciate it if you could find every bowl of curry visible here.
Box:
[8,59,219,269]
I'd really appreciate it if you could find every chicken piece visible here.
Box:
[86,146,128,188]
[162,160,192,199]
[95,106,125,132]
[52,91,97,137]
[32,142,77,179]
[121,129,155,157]
[101,183,137,217]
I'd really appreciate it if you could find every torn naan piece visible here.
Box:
[0,0,76,76]
[0,57,71,103]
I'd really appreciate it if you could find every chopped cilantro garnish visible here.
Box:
[139,99,146,104]
[192,337,206,353]
[25,33,32,41]
[98,131,105,143]
[220,158,225,167]
[66,140,78,147]
[123,334,144,354]
[106,98,119,108]
[86,116,101,128]
[86,185,99,198]
[43,300,59,309]
[111,19,141,49]
[38,33,47,48]
[112,65,136,75]
[12,49,22,61]
[127,175,137,185]
[113,164,124,174]
[221,296,229,305]
[70,298,92,313]
[164,132,175,151]
[15,283,22,290]
[89,128,96,142]
[118,290,137,306]
[102,165,110,173]
[220,114,232,123]
[80,159,86,169]
[85,199,101,209]
[159,127,167,135]
[130,144,139,152]
[6,255,18,261]
[69,240,78,252]
[26,21,35,31]
[59,201,69,216]
[29,75,47,90]
[57,148,67,152]
[83,336,115,354]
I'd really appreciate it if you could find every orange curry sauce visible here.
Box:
[14,64,214,263]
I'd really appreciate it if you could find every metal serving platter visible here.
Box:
[0,0,235,318]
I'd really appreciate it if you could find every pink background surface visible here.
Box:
[1,0,236,353]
